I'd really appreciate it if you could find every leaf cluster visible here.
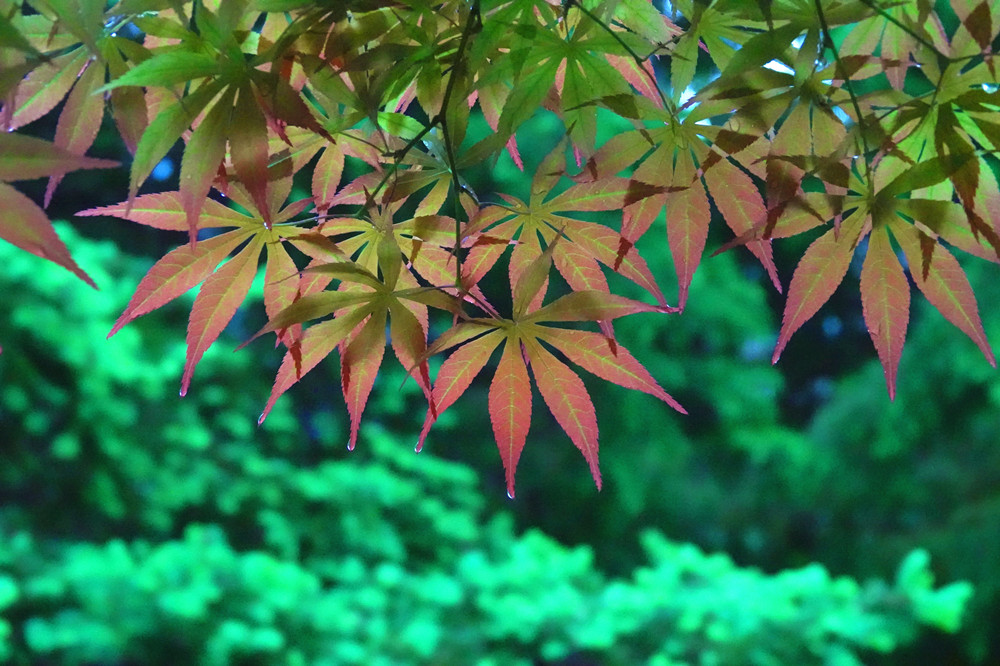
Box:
[2,0,1000,492]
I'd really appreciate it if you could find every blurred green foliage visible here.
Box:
[0,224,978,664]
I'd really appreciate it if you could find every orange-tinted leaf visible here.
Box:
[895,198,1000,264]
[418,329,505,452]
[526,290,667,323]
[546,177,666,212]
[181,236,263,396]
[703,159,781,292]
[8,50,87,130]
[264,240,303,346]
[860,227,910,400]
[524,338,601,490]
[0,182,96,287]
[387,299,431,394]
[341,310,387,450]
[77,192,252,231]
[578,130,655,185]
[890,219,996,366]
[259,307,373,424]
[489,337,532,498]
[110,229,251,337]
[773,224,857,363]
[537,327,685,414]
[552,235,608,293]
[45,59,105,206]
[562,218,667,305]
[666,175,711,310]
[312,144,345,214]
[511,229,550,317]
[0,133,117,181]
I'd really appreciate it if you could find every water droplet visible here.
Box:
[347,441,355,451]
[982,83,999,94]
[506,489,515,500]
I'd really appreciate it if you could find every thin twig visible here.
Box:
[438,0,482,289]
[814,0,871,178]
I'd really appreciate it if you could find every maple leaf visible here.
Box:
[249,234,463,450]
[77,187,314,395]
[768,154,996,397]
[577,84,782,308]
[2,3,149,161]
[416,241,684,497]
[474,0,655,158]
[98,4,331,242]
[859,226,910,400]
[838,1,935,89]
[472,140,669,313]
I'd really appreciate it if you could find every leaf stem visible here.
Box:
[437,0,482,290]
[813,0,871,177]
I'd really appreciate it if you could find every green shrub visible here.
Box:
[0,225,973,664]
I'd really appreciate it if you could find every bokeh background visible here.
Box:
[2,95,1000,665]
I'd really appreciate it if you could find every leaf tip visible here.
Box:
[771,345,784,365]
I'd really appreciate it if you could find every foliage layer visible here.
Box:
[2,1,1000,489]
